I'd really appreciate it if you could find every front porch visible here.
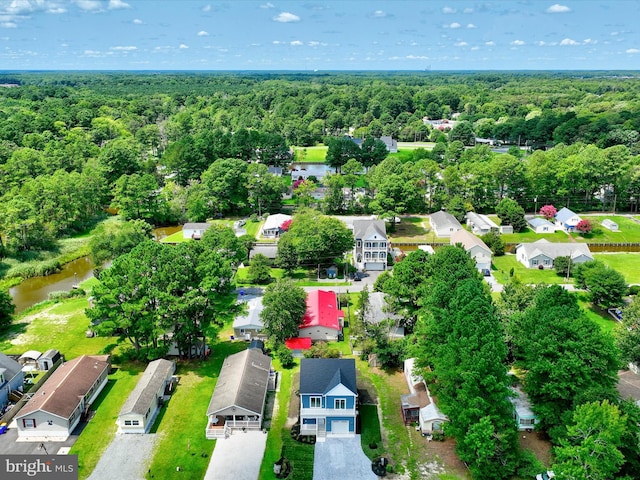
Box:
[205,415,262,439]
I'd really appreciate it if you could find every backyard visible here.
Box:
[387,216,435,244]
[594,252,640,284]
[491,255,569,285]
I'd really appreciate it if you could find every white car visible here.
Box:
[536,471,555,480]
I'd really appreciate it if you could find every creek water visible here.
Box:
[9,225,182,314]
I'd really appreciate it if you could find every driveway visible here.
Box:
[313,436,377,480]
[88,434,158,480]
[204,430,267,480]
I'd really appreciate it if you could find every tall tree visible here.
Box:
[325,136,361,172]
[0,290,15,331]
[260,279,307,345]
[495,197,527,232]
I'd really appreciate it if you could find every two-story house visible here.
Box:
[299,358,358,441]
[352,219,388,272]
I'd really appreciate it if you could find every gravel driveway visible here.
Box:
[88,434,159,480]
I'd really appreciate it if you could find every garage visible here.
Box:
[330,420,350,435]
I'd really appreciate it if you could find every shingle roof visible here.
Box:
[233,297,264,330]
[527,217,555,229]
[353,219,387,241]
[17,355,110,420]
[299,358,357,396]
[555,207,579,224]
[206,349,271,416]
[0,352,22,381]
[300,290,343,331]
[430,211,463,231]
[119,359,175,416]
[367,292,401,325]
[517,239,593,261]
[262,214,292,232]
[450,229,491,253]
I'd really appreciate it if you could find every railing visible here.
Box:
[300,407,356,418]
[206,425,231,439]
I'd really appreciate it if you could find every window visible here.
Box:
[365,242,371,248]
[335,398,347,409]
[380,242,387,249]
[22,419,36,428]
[125,420,132,426]
[310,396,322,408]
[531,259,538,266]
[520,418,535,426]
[357,241,361,248]
[365,252,371,260]
[380,252,386,259]
[132,420,139,425]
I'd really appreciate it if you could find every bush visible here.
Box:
[275,345,296,368]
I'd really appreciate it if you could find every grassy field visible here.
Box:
[161,219,263,244]
[492,255,569,285]
[359,404,383,460]
[594,253,640,284]
[387,216,431,243]
[576,295,620,336]
[294,145,327,162]
[235,266,349,287]
[500,228,571,246]
[72,364,144,479]
[570,216,640,243]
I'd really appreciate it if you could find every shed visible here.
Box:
[510,386,538,431]
[499,225,513,234]
[602,219,619,231]
[37,349,61,371]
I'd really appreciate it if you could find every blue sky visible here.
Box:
[0,0,638,70]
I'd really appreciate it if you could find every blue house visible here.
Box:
[299,358,358,440]
[0,352,24,412]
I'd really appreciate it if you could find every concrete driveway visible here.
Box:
[313,436,377,480]
[204,430,267,480]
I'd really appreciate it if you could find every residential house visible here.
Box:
[0,352,24,410]
[466,212,499,235]
[299,358,358,440]
[450,229,492,271]
[233,296,264,340]
[510,386,538,432]
[527,217,555,234]
[15,355,110,440]
[617,369,640,408]
[352,219,388,272]
[380,136,398,153]
[117,359,176,434]
[205,348,274,439]
[417,245,435,255]
[261,214,292,238]
[366,292,404,338]
[402,359,448,434]
[183,222,212,240]
[298,290,344,342]
[602,219,619,231]
[429,211,463,238]
[249,244,278,260]
[516,239,594,269]
[555,207,582,232]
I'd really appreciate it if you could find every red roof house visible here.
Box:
[285,337,313,357]
[298,290,344,341]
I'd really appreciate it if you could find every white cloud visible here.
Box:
[466,23,476,28]
[1,21,17,28]
[454,41,468,47]
[442,7,456,14]
[485,41,495,46]
[546,4,571,13]
[611,31,619,36]
[406,55,429,60]
[273,12,300,22]
[471,46,480,50]
[108,0,130,10]
[560,38,579,46]
[536,41,547,46]
[627,48,640,54]
[76,0,102,11]
[202,5,211,12]
[290,40,303,46]
[48,6,66,13]
[308,41,319,46]
[511,39,525,46]
[133,18,142,24]
[463,8,473,14]
[372,10,386,18]
[83,49,102,56]
[448,22,461,29]
[272,40,282,44]
[260,2,275,8]
[198,30,209,36]
[111,45,136,51]
[7,0,36,14]
[179,44,188,49]
[583,38,596,45]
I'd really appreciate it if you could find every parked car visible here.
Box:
[536,471,555,480]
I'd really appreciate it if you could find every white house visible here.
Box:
[429,211,463,238]
[117,359,175,434]
[15,355,110,441]
[261,214,292,238]
[527,217,555,234]
[516,239,594,269]
[555,207,582,232]
[182,222,212,240]
[510,385,538,432]
[232,296,264,340]
[465,212,499,235]
[353,219,388,271]
[602,219,619,231]
[450,229,492,271]
[402,359,448,435]
[0,352,24,410]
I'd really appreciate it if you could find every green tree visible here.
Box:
[553,256,573,278]
[294,179,317,208]
[575,261,627,308]
[198,158,249,216]
[0,290,15,331]
[247,253,272,284]
[322,174,345,214]
[480,231,505,256]
[88,218,153,264]
[445,195,467,223]
[247,164,287,217]
[553,400,627,480]
[616,296,640,366]
[359,137,388,168]
[98,137,142,185]
[110,173,164,223]
[260,278,307,345]
[275,233,299,274]
[198,224,248,266]
[325,136,361,172]
[495,198,527,232]
[448,121,475,146]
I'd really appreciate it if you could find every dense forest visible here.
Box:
[2,71,640,255]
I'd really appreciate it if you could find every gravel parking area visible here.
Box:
[313,436,377,480]
[204,430,267,480]
[88,434,159,480]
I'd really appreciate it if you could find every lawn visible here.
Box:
[235,266,349,287]
[359,404,383,460]
[387,216,431,243]
[576,295,620,336]
[294,145,327,162]
[500,228,571,246]
[491,255,568,285]
[594,253,640,284]
[72,363,144,480]
[570,216,640,243]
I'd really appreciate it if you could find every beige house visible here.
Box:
[15,355,110,441]
[450,229,492,271]
[117,359,176,434]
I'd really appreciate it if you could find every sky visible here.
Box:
[0,0,639,71]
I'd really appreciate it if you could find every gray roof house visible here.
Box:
[205,349,274,439]
[516,239,593,269]
[510,385,538,432]
[429,211,463,238]
[366,292,404,338]
[0,352,24,410]
[465,212,499,235]
[233,296,265,340]
[353,219,388,272]
[450,229,492,271]
[183,223,212,240]
[117,359,176,434]
[527,217,555,233]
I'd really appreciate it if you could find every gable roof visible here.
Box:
[17,355,110,420]
[430,211,463,231]
[466,212,498,231]
[233,297,264,330]
[206,349,271,416]
[527,217,555,229]
[262,214,292,232]
[517,239,593,261]
[0,352,22,381]
[119,359,175,417]
[183,223,211,231]
[450,229,491,253]
[299,358,357,396]
[353,219,387,241]
[555,207,580,224]
[300,290,343,331]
